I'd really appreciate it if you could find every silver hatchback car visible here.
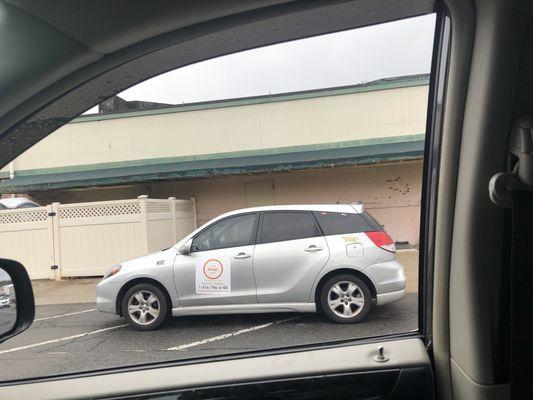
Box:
[97,204,406,330]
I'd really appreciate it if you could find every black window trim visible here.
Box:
[190,212,259,253]
[418,4,450,347]
[256,210,323,245]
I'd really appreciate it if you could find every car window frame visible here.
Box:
[190,212,259,253]
[0,2,447,389]
[256,210,324,245]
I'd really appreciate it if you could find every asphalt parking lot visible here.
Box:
[0,306,16,333]
[0,251,419,382]
[0,294,417,382]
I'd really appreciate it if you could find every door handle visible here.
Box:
[304,245,323,252]
[234,252,251,259]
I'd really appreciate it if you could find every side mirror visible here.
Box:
[0,258,35,344]
[178,239,193,255]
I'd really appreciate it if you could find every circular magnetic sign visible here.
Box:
[203,259,224,280]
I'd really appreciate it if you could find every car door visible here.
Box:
[253,211,329,303]
[173,212,259,306]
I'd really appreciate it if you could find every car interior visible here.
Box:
[0,0,532,399]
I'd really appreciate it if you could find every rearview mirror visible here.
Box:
[0,259,35,344]
[178,239,193,255]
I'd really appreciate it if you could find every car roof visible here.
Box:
[220,203,362,218]
[0,198,40,209]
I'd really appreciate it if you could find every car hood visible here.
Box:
[120,247,178,271]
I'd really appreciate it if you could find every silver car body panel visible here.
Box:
[253,236,329,303]
[171,302,316,316]
[307,233,405,301]
[96,204,407,317]
[96,248,180,314]
[376,289,406,306]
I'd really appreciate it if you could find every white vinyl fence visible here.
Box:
[0,196,196,280]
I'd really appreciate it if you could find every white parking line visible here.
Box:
[0,324,128,355]
[34,308,97,321]
[166,318,294,351]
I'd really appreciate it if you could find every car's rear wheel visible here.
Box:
[121,283,168,331]
[319,274,372,323]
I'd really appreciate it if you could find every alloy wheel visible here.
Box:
[327,281,365,318]
[127,290,160,326]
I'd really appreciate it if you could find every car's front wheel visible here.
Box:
[121,283,169,330]
[319,274,372,323]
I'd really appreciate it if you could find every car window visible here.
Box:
[0,12,436,383]
[192,214,256,252]
[313,211,377,235]
[259,212,321,244]
[360,211,384,231]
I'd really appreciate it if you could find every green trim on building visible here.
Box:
[0,74,429,192]
[72,74,430,124]
[0,136,425,193]
[8,134,425,178]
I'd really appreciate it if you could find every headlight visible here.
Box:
[103,265,122,280]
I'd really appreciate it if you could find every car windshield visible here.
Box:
[0,13,435,382]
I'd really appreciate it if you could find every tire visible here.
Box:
[121,283,169,331]
[319,274,372,324]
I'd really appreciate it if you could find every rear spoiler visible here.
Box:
[350,201,364,213]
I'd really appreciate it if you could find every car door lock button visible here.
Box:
[374,346,389,363]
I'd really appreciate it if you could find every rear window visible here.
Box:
[360,211,383,231]
[313,211,381,235]
[259,212,321,243]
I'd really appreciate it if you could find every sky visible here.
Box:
[88,13,435,111]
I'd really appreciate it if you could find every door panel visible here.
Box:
[173,212,259,306]
[173,245,257,306]
[0,338,433,399]
[106,367,433,399]
[254,236,329,303]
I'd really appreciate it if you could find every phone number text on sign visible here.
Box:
[195,257,231,294]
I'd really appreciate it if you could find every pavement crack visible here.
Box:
[36,338,78,353]
[84,329,121,352]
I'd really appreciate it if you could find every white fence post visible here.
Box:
[51,202,62,281]
[137,195,149,254]
[45,204,55,280]
[168,197,177,243]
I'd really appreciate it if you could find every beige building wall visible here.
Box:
[3,84,428,173]
[5,80,427,245]
[32,161,422,244]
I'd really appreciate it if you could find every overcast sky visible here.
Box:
[92,14,435,109]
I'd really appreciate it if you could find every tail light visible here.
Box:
[365,231,396,253]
